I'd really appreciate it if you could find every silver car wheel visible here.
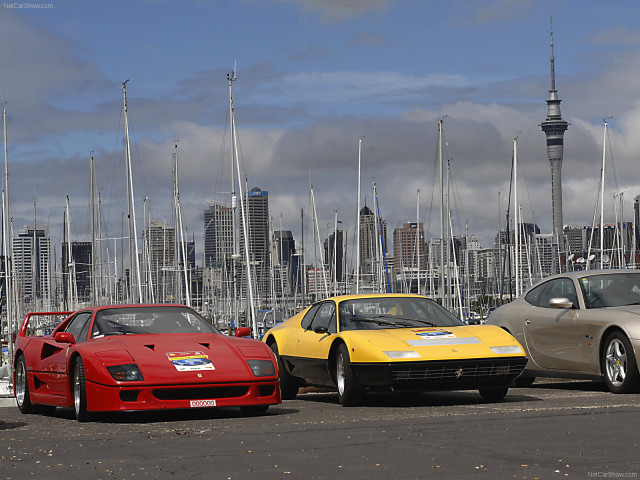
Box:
[73,366,81,415]
[336,353,345,396]
[15,360,26,407]
[605,338,627,387]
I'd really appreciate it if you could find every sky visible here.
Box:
[2,0,640,266]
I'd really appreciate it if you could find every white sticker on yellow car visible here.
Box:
[408,338,481,346]
[167,351,215,371]
[411,328,456,339]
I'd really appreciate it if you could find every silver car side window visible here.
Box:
[525,283,546,306]
[539,278,577,308]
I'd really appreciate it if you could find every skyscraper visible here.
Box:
[62,241,92,303]
[273,230,295,267]
[393,222,426,274]
[540,19,569,244]
[323,229,344,283]
[145,219,176,302]
[13,226,51,306]
[241,187,270,301]
[274,230,296,296]
[358,204,387,283]
[204,201,233,268]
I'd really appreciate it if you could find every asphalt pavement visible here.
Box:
[1,379,639,480]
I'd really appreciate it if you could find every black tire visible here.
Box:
[513,375,536,388]
[15,355,36,414]
[335,344,363,406]
[269,341,299,400]
[601,331,640,394]
[239,405,269,415]
[479,386,509,402]
[72,357,92,422]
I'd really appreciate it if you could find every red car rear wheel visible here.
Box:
[15,355,36,414]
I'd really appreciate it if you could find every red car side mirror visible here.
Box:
[54,331,76,344]
[234,327,252,338]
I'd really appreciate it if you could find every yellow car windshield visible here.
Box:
[338,297,464,332]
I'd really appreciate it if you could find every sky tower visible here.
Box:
[540,18,569,244]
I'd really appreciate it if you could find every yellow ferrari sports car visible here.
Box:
[263,294,527,405]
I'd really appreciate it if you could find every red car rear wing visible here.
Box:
[18,311,74,337]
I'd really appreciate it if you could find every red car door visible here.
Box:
[35,312,93,399]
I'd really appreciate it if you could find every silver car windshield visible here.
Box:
[91,306,220,337]
[580,273,640,308]
[338,297,464,331]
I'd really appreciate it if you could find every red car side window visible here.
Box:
[64,312,92,343]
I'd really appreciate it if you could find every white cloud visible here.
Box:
[273,0,395,22]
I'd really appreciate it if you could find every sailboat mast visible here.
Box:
[438,120,445,307]
[600,120,608,269]
[310,184,328,297]
[356,138,363,294]
[416,190,421,295]
[98,193,105,302]
[513,138,520,297]
[32,200,37,309]
[228,72,257,336]
[2,107,15,367]
[122,81,143,303]
[174,143,191,306]
[65,196,75,311]
[227,71,240,329]
[333,210,338,296]
[90,155,97,305]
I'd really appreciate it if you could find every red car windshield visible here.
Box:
[91,306,220,337]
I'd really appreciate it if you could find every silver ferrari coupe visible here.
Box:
[486,269,640,393]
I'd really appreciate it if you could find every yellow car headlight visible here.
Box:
[490,346,523,355]
[384,351,420,359]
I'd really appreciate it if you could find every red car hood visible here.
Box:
[86,333,272,384]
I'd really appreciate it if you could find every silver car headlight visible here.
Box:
[490,346,523,355]
[384,351,420,359]
[246,359,276,377]
[106,364,144,381]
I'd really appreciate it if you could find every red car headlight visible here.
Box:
[246,360,276,377]
[106,364,144,382]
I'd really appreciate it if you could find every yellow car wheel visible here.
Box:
[269,342,299,400]
[336,344,363,406]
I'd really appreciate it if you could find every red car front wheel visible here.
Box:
[72,357,92,422]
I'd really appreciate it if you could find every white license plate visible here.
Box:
[190,399,217,408]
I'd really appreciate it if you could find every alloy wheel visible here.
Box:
[15,361,26,407]
[73,367,81,414]
[605,338,627,387]
[336,354,345,396]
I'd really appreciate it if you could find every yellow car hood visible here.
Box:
[344,325,524,362]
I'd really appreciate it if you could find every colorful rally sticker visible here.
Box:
[167,351,215,371]
[411,328,456,339]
